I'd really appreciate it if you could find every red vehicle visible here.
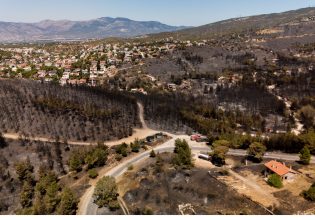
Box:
[190,134,201,141]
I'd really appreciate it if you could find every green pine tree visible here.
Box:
[299,146,311,165]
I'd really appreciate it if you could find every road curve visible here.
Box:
[2,100,313,214]
[79,135,315,215]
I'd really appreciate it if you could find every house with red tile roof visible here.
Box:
[264,160,297,180]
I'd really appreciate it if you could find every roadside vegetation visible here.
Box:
[68,143,109,172]
[172,139,193,169]
[150,150,156,158]
[114,139,146,161]
[93,176,120,211]
[247,142,267,162]
[299,146,311,165]
[88,169,99,179]
[210,140,230,166]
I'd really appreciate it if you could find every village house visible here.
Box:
[264,160,297,181]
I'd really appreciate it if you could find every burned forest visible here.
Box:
[0,80,140,142]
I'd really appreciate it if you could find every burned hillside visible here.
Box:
[0,79,140,141]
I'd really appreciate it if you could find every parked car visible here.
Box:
[198,154,211,161]
[191,134,201,141]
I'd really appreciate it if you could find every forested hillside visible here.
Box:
[0,80,140,141]
[137,92,267,135]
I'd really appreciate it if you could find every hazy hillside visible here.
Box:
[146,7,315,40]
[0,17,188,42]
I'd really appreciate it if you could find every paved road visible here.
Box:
[2,100,313,214]
[79,135,315,215]
[227,149,315,162]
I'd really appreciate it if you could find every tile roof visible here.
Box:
[264,160,290,176]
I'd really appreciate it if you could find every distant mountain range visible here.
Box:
[2,7,315,43]
[0,17,189,42]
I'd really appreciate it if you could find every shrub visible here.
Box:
[265,133,304,153]
[68,151,84,172]
[267,174,283,188]
[88,169,99,179]
[15,158,34,182]
[247,142,266,162]
[93,176,118,208]
[302,183,315,201]
[115,154,123,161]
[56,188,78,215]
[108,200,120,211]
[172,139,193,168]
[299,130,315,154]
[19,181,34,208]
[299,146,311,165]
[115,143,129,157]
[131,138,141,153]
[212,140,231,149]
[150,150,156,158]
[127,165,134,171]
[211,145,229,167]
[298,105,315,129]
[131,143,140,153]
[85,144,109,169]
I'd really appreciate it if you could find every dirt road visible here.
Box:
[2,100,313,214]
[2,102,158,147]
[274,93,304,135]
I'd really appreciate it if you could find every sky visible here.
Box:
[0,0,315,26]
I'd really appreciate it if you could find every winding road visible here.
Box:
[78,133,315,215]
[1,102,314,215]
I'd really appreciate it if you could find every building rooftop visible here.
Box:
[264,160,290,176]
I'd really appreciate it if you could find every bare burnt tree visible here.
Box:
[0,79,140,141]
